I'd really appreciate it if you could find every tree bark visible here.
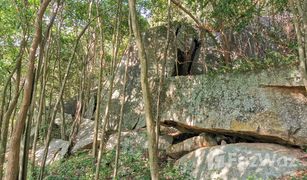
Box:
[94,1,122,179]
[38,19,93,180]
[0,84,23,180]
[0,32,27,179]
[155,0,171,148]
[113,37,131,179]
[128,0,159,179]
[92,0,105,157]
[4,1,52,179]
[30,3,60,175]
[289,0,307,92]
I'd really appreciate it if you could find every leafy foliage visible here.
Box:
[29,150,191,179]
[206,52,297,76]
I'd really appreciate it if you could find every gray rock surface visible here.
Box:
[110,50,307,146]
[35,139,69,166]
[102,23,307,146]
[71,119,96,153]
[101,24,202,131]
[176,143,307,180]
[160,67,307,146]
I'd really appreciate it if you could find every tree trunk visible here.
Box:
[4,1,52,179]
[289,0,307,92]
[155,0,171,148]
[94,1,122,179]
[128,0,159,179]
[0,33,26,179]
[113,40,131,179]
[30,3,60,175]
[38,20,93,180]
[55,8,67,141]
[19,93,35,180]
[0,85,23,180]
[92,0,105,157]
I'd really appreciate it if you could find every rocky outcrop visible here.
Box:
[111,47,307,147]
[111,49,307,146]
[35,139,69,166]
[176,143,307,180]
[99,23,203,131]
[160,67,307,147]
[100,22,307,147]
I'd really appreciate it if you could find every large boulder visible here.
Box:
[71,119,96,153]
[101,22,307,147]
[176,143,307,179]
[35,139,69,166]
[100,23,203,131]
[160,67,307,147]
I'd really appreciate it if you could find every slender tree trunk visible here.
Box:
[128,0,159,179]
[60,100,66,139]
[66,41,88,155]
[155,0,171,148]
[4,1,52,179]
[25,5,58,178]
[289,0,307,92]
[19,77,36,180]
[30,4,60,175]
[0,34,26,179]
[0,84,23,180]
[220,27,232,64]
[92,0,105,157]
[94,1,122,179]
[113,40,131,179]
[30,49,48,170]
[38,20,93,180]
[55,7,67,140]
[199,30,208,72]
[66,100,82,155]
[0,71,15,126]
[0,34,26,134]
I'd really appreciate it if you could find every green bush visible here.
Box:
[29,149,192,179]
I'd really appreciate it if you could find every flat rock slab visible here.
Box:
[161,67,307,147]
[176,143,307,180]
